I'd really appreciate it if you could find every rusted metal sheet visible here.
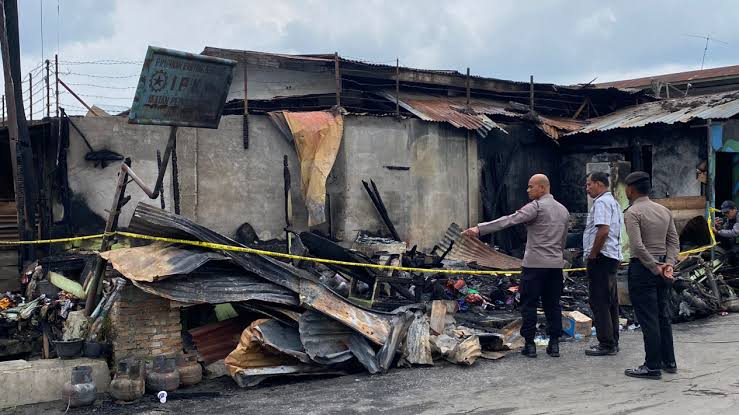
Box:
[596,65,739,89]
[298,310,353,365]
[189,318,246,365]
[224,318,343,387]
[570,91,739,135]
[299,278,391,345]
[376,91,506,137]
[536,116,586,140]
[129,46,236,128]
[99,242,227,282]
[129,202,306,292]
[131,266,299,306]
[269,110,343,226]
[255,319,311,363]
[224,319,300,377]
[438,223,522,270]
[232,365,345,388]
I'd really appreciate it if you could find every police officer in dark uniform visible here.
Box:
[622,171,680,380]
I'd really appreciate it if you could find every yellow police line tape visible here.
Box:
[0,217,719,276]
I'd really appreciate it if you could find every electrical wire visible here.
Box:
[59,59,143,65]
[63,82,137,90]
[76,93,133,100]
[57,71,140,79]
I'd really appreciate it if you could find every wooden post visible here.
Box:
[45,59,50,118]
[334,52,341,107]
[1,0,38,269]
[242,52,249,149]
[395,58,400,117]
[466,67,471,112]
[84,160,130,315]
[28,72,31,121]
[54,54,59,117]
[156,150,165,209]
[529,75,534,113]
[171,136,180,215]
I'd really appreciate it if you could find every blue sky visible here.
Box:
[6,0,739,115]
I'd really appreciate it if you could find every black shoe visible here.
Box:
[662,362,678,374]
[624,365,662,380]
[585,344,617,356]
[546,341,560,357]
[521,342,537,358]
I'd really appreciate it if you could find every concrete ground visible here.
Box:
[4,313,739,415]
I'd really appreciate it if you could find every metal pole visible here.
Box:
[395,58,400,117]
[54,54,59,117]
[58,78,93,113]
[529,75,534,113]
[171,136,180,215]
[156,150,165,209]
[45,59,50,118]
[28,72,31,121]
[706,119,716,263]
[242,52,249,149]
[334,52,341,107]
[121,126,177,199]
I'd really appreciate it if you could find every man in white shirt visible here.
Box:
[582,172,623,356]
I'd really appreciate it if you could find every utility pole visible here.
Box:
[1,0,38,267]
[54,54,59,117]
[28,72,31,121]
[45,59,50,118]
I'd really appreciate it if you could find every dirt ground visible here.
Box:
[5,313,739,415]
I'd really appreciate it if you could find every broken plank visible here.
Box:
[429,300,447,335]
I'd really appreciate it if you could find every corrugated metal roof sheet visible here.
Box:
[375,91,506,137]
[129,202,306,292]
[374,90,585,140]
[438,224,522,270]
[189,318,246,365]
[569,91,739,135]
[131,265,299,306]
[100,242,228,282]
[596,65,739,89]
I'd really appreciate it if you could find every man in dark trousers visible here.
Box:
[623,171,680,380]
[464,174,570,358]
[583,171,623,356]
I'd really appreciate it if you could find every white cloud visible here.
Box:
[5,0,739,114]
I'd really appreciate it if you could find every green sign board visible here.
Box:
[129,46,236,129]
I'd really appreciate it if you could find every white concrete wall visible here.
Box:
[335,117,469,250]
[68,114,473,250]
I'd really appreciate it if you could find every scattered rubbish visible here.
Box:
[480,351,508,360]
[399,312,434,366]
[534,335,549,347]
[562,311,593,338]
[157,391,168,404]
